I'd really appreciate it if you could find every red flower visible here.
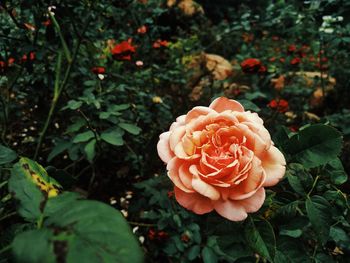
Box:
[111,39,136,61]
[288,44,297,53]
[279,58,285,63]
[268,99,289,113]
[91,67,106,74]
[42,19,52,26]
[290,57,301,65]
[148,229,157,240]
[7,58,15,66]
[0,61,6,73]
[137,25,147,34]
[21,52,35,63]
[289,125,299,132]
[29,52,35,61]
[181,234,190,243]
[167,190,174,198]
[240,58,266,74]
[153,39,169,49]
[269,57,276,62]
[157,231,169,240]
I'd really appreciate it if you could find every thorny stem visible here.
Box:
[33,14,91,160]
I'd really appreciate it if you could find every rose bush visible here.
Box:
[157,97,286,221]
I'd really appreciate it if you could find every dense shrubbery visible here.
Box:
[0,0,350,262]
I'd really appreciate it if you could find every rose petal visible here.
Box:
[262,146,286,187]
[213,199,248,221]
[209,97,244,113]
[167,158,194,193]
[178,163,193,189]
[186,106,215,123]
[174,187,214,214]
[236,187,265,213]
[157,131,173,163]
[189,165,221,200]
[170,115,186,131]
[169,126,186,151]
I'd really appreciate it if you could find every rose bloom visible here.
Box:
[91,66,106,74]
[137,25,147,34]
[157,97,286,221]
[268,99,289,113]
[240,58,265,74]
[111,39,136,61]
[153,39,169,49]
[290,57,301,65]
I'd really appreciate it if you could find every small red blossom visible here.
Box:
[288,44,297,53]
[167,190,174,198]
[148,229,169,241]
[21,52,35,63]
[137,25,147,34]
[181,234,190,243]
[157,231,169,240]
[111,39,136,61]
[290,57,301,65]
[240,58,266,74]
[42,19,52,26]
[279,58,285,63]
[289,125,299,132]
[268,99,289,113]
[0,61,6,72]
[148,229,157,240]
[7,57,15,66]
[91,66,106,74]
[153,39,169,49]
[269,57,276,62]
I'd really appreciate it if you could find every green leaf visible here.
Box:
[329,226,350,248]
[187,245,200,260]
[284,124,342,168]
[101,129,124,146]
[47,140,71,162]
[237,99,260,112]
[119,123,141,135]
[84,139,96,162]
[286,163,313,196]
[73,131,95,143]
[8,158,61,221]
[12,229,56,263]
[306,195,332,243]
[244,217,276,261]
[324,158,348,185]
[62,100,82,110]
[13,195,143,263]
[275,236,310,263]
[0,144,17,165]
[110,104,130,111]
[201,247,218,263]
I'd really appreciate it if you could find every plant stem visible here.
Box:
[0,244,11,255]
[48,12,72,63]
[34,52,62,160]
[33,14,91,160]
[307,175,320,197]
[0,211,16,222]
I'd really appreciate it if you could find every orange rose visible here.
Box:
[157,97,286,221]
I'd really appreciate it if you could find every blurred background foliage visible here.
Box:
[0,0,350,262]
